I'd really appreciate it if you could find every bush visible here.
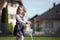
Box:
[24,24,27,30]
[36,23,42,32]
[8,22,13,34]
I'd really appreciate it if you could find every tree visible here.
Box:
[8,22,13,34]
[1,4,8,33]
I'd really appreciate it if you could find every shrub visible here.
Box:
[8,22,13,34]
[36,23,42,32]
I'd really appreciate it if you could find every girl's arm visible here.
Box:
[16,15,26,24]
[24,17,31,24]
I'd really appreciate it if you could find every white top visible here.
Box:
[16,14,27,24]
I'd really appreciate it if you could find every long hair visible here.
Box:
[16,5,26,16]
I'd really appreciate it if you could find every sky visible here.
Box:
[22,0,60,20]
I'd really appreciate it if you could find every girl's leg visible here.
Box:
[16,35,19,40]
[19,31,24,40]
[20,27,24,40]
[20,32,24,40]
[21,34,24,40]
[30,33,33,40]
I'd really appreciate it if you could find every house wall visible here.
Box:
[53,20,60,33]
[40,20,46,32]
[0,0,7,10]
[40,20,60,35]
[8,3,19,27]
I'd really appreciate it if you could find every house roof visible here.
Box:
[0,0,22,10]
[8,0,21,2]
[29,14,39,20]
[0,0,7,10]
[15,0,21,2]
[40,3,60,20]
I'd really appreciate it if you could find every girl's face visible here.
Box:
[19,7,25,16]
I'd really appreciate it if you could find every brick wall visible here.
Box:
[0,0,7,10]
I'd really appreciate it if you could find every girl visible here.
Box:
[16,5,31,40]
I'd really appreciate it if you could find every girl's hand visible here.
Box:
[26,21,31,24]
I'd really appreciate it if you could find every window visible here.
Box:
[10,14,13,19]
[56,9,60,14]
[45,20,53,29]
[45,20,54,33]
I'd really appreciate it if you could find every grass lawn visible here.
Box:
[0,37,60,40]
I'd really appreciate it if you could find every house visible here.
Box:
[29,14,45,36]
[40,3,60,36]
[29,3,60,36]
[0,0,22,33]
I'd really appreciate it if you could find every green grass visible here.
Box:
[0,37,60,40]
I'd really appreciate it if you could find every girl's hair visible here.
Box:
[16,5,26,15]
